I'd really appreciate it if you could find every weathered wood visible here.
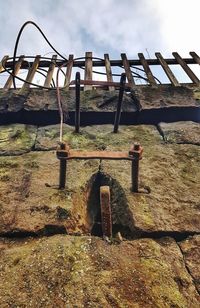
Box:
[189,52,200,65]
[155,52,180,86]
[64,54,74,89]
[0,55,9,73]
[138,53,157,86]
[3,56,198,70]
[172,52,199,85]
[104,54,115,91]
[44,54,57,87]
[121,53,135,86]
[84,52,93,91]
[4,55,25,89]
[21,55,41,91]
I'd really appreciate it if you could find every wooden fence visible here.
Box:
[0,51,200,90]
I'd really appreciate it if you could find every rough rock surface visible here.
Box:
[0,117,199,306]
[0,235,199,307]
[160,121,200,145]
[180,235,200,293]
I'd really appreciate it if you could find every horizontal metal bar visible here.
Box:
[4,57,197,69]
[57,150,135,161]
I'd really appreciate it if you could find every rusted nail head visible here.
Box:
[134,143,140,151]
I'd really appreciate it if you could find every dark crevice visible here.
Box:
[0,106,199,126]
[131,230,200,242]
[176,241,200,295]
[87,171,139,238]
[31,125,39,151]
[0,225,67,239]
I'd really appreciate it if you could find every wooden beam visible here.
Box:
[64,54,74,89]
[104,53,115,91]
[0,55,9,73]
[21,55,41,91]
[44,54,57,87]
[84,52,93,91]
[189,51,200,65]
[121,53,135,86]
[155,52,180,86]
[3,57,198,70]
[172,52,199,85]
[138,53,157,85]
[4,55,24,89]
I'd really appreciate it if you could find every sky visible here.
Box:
[0,0,200,85]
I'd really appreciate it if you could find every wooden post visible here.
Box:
[172,52,200,85]
[189,52,200,65]
[21,55,40,91]
[44,54,57,87]
[104,53,114,91]
[121,53,135,86]
[155,52,180,86]
[64,54,74,89]
[4,55,24,89]
[84,52,93,91]
[138,53,157,85]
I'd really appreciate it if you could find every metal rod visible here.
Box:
[75,72,81,133]
[113,73,126,133]
[100,186,112,238]
[59,143,67,189]
[131,143,140,192]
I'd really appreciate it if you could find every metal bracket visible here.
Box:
[56,142,143,192]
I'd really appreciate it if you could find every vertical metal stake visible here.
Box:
[59,143,67,189]
[113,73,126,133]
[131,143,140,192]
[75,72,80,133]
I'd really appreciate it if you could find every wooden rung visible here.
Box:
[121,53,135,86]
[104,53,114,91]
[138,53,157,85]
[84,51,93,91]
[44,54,57,87]
[155,52,180,86]
[172,52,199,85]
[189,52,200,65]
[64,54,74,89]
[0,55,9,73]
[21,55,41,90]
[4,55,24,89]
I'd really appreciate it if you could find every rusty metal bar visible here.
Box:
[58,143,69,189]
[70,79,131,88]
[56,143,143,191]
[129,143,142,192]
[75,72,80,133]
[57,150,134,161]
[113,73,126,133]
[100,186,112,238]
